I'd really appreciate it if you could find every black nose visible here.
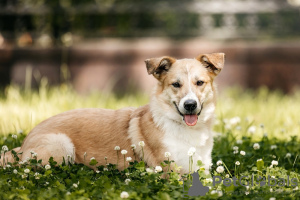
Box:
[184,99,197,112]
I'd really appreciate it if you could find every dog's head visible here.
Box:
[145,53,225,127]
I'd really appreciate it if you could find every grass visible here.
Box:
[1,84,300,199]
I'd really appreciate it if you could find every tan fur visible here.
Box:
[1,53,225,173]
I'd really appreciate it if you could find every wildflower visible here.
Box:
[126,157,132,162]
[253,143,260,150]
[32,153,38,157]
[131,144,136,149]
[125,179,131,185]
[2,145,8,152]
[272,155,276,158]
[269,198,276,200]
[257,158,262,162]
[233,146,239,151]
[271,160,278,166]
[236,140,243,144]
[12,134,17,139]
[225,174,230,178]
[45,164,51,170]
[146,168,154,173]
[13,169,18,174]
[286,153,292,158]
[24,169,30,174]
[240,151,246,156]
[96,170,100,173]
[235,161,240,166]
[120,191,129,199]
[233,150,239,154]
[155,166,162,173]
[18,130,23,134]
[103,168,108,171]
[216,160,222,166]
[90,157,95,161]
[270,145,277,150]
[138,141,145,147]
[248,126,256,134]
[114,146,120,151]
[34,172,40,179]
[140,172,146,176]
[216,166,224,173]
[73,183,78,188]
[187,147,196,156]
[121,150,127,155]
[206,178,212,183]
[229,117,241,125]
[165,152,171,158]
[6,164,11,168]
[245,191,250,195]
[22,174,28,179]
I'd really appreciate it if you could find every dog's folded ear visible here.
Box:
[145,56,176,80]
[196,53,225,76]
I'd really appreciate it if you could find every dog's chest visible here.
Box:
[162,124,213,173]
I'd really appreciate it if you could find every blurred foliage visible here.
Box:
[0,0,299,45]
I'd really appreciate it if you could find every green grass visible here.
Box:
[1,84,300,199]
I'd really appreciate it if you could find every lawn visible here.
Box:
[1,84,300,199]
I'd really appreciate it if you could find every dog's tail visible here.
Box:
[0,147,21,166]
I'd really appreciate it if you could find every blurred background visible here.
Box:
[1,0,300,94]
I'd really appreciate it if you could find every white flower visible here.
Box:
[22,174,28,179]
[270,145,277,150]
[121,150,127,155]
[6,164,11,168]
[257,158,262,162]
[155,166,163,173]
[253,143,260,150]
[216,160,222,166]
[235,161,240,166]
[45,164,51,170]
[24,169,30,174]
[146,168,154,173]
[225,174,230,178]
[103,168,108,171]
[18,130,23,134]
[269,198,276,200]
[271,160,278,166]
[248,126,256,134]
[229,117,241,125]
[114,146,120,151]
[125,179,131,185]
[286,153,292,158]
[131,144,136,149]
[73,183,78,188]
[188,147,196,156]
[13,169,18,174]
[120,191,129,199]
[126,157,132,162]
[165,152,171,158]
[240,151,246,156]
[12,134,18,139]
[216,166,224,173]
[236,140,243,144]
[205,178,212,183]
[138,141,145,147]
[90,157,95,161]
[233,150,239,154]
[245,191,250,195]
[32,153,38,157]
[2,145,8,152]
[96,170,100,173]
[272,155,276,158]
[233,146,239,151]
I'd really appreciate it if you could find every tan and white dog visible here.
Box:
[3,53,224,174]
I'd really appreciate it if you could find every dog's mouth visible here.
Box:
[173,102,203,126]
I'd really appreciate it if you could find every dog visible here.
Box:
[3,53,224,174]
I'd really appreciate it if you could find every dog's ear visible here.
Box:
[144,56,176,80]
[196,53,225,76]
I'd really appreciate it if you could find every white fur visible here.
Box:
[150,96,215,174]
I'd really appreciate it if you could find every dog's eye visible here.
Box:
[197,80,204,86]
[172,82,181,88]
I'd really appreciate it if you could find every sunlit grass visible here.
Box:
[1,84,300,141]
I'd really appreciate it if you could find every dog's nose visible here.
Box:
[184,100,197,112]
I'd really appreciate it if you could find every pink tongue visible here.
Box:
[184,115,198,126]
